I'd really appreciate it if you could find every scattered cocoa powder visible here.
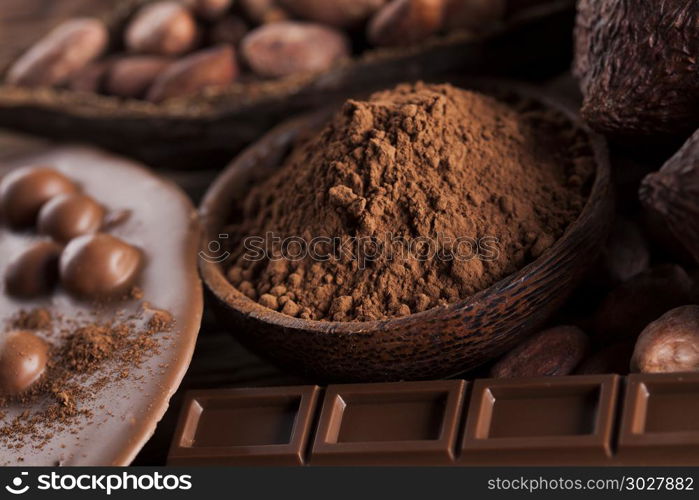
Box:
[0,308,170,451]
[225,82,593,321]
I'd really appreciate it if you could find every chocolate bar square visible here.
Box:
[618,373,699,465]
[168,385,320,465]
[459,375,619,465]
[311,380,465,465]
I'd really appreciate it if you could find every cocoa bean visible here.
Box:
[241,21,350,79]
[631,305,699,373]
[593,264,693,342]
[67,60,111,94]
[576,341,634,375]
[6,18,108,88]
[442,0,505,32]
[146,45,237,103]
[601,215,650,285]
[105,56,172,99]
[184,0,233,20]
[210,15,249,46]
[367,0,445,47]
[489,325,590,378]
[278,0,386,28]
[239,0,289,24]
[125,1,198,56]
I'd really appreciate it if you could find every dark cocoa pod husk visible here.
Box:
[577,2,699,139]
[631,305,699,374]
[601,215,650,285]
[640,129,699,264]
[489,325,590,378]
[573,0,699,142]
[575,341,634,375]
[0,0,576,167]
[593,264,694,343]
[278,0,386,28]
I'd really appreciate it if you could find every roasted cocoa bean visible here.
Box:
[631,305,699,373]
[241,21,350,79]
[489,325,590,378]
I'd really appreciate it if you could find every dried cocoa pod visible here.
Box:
[443,0,505,32]
[594,264,693,342]
[640,129,699,264]
[210,15,249,46]
[6,18,108,88]
[125,1,198,56]
[278,0,386,28]
[489,325,590,378]
[573,0,699,141]
[241,22,350,79]
[105,56,172,99]
[631,305,699,373]
[147,45,237,103]
[601,215,650,284]
[576,341,634,375]
[367,0,445,47]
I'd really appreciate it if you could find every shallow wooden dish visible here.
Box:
[0,0,574,168]
[199,81,613,383]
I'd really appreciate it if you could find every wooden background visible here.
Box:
[0,0,306,466]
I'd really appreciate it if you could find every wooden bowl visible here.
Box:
[0,0,575,168]
[199,81,613,383]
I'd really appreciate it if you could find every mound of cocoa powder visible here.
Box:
[225,82,594,321]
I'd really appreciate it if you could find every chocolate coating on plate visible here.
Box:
[60,233,143,298]
[0,331,49,397]
[0,146,203,465]
[38,193,105,243]
[0,167,77,228]
[4,241,61,298]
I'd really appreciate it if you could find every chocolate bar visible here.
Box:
[168,374,699,466]
[459,375,619,465]
[618,373,699,465]
[168,386,320,465]
[311,380,465,465]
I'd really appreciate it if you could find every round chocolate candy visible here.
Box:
[38,193,105,243]
[5,240,62,298]
[59,233,143,298]
[0,166,78,229]
[0,330,49,397]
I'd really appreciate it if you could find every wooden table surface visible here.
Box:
[0,0,305,466]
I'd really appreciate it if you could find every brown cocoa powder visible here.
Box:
[225,82,593,321]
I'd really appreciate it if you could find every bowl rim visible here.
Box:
[199,78,611,335]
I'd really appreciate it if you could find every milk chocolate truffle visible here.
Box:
[5,241,62,298]
[59,233,143,298]
[0,331,49,397]
[38,193,105,243]
[0,167,78,229]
